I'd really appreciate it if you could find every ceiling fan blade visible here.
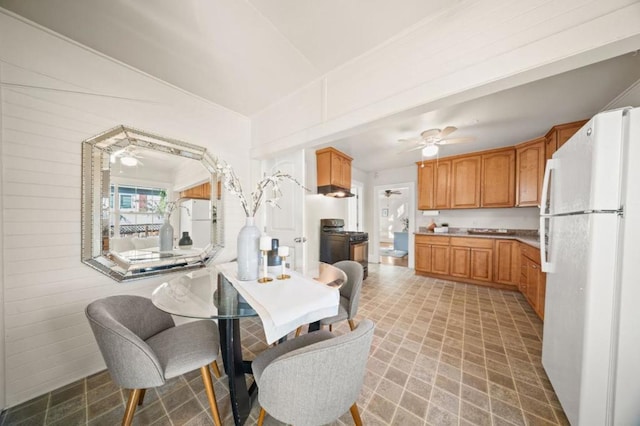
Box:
[439,126,457,138]
[398,144,427,154]
[420,128,440,139]
[438,136,474,145]
[398,137,421,143]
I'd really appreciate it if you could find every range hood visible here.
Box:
[315,147,354,198]
[317,185,354,198]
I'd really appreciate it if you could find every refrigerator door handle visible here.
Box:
[540,158,558,214]
[539,216,554,273]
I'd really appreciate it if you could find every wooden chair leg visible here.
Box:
[137,389,146,406]
[200,365,222,426]
[348,319,357,331]
[350,403,363,426]
[258,407,267,426]
[122,389,142,426]
[329,324,333,332]
[295,326,302,337]
[211,360,222,378]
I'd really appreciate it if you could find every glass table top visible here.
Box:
[151,262,347,320]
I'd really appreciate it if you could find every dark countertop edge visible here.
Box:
[414,231,540,249]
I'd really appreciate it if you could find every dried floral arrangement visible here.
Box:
[214,159,307,217]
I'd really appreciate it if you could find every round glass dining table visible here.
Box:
[151,262,346,426]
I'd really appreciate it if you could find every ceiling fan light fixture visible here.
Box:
[120,155,138,167]
[422,144,439,157]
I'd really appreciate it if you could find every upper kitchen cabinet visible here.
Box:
[316,147,353,191]
[481,148,516,207]
[516,137,545,207]
[545,119,588,160]
[417,159,451,209]
[451,155,481,208]
[179,181,211,200]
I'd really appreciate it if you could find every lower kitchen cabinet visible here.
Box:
[520,243,546,320]
[494,239,520,285]
[415,235,450,275]
[449,237,493,282]
[417,236,494,285]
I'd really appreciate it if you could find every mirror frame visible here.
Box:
[81,125,224,282]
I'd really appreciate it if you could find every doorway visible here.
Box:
[374,184,414,268]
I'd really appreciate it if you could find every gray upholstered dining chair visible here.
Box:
[85,295,223,426]
[252,319,375,426]
[320,260,364,331]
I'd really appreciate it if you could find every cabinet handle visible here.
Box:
[532,265,538,269]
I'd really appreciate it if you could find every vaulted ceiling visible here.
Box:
[2,0,639,172]
[0,0,454,115]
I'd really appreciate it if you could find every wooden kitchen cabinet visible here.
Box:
[481,148,515,207]
[516,137,545,207]
[449,237,493,282]
[545,119,588,160]
[451,155,481,208]
[415,235,450,275]
[417,159,451,209]
[417,162,435,209]
[520,242,546,320]
[494,239,520,286]
[180,182,211,200]
[450,246,470,278]
[316,147,353,189]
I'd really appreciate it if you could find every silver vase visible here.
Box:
[237,217,260,280]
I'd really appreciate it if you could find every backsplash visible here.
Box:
[416,207,540,230]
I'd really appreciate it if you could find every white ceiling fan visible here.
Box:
[110,146,145,167]
[383,189,402,197]
[398,126,474,157]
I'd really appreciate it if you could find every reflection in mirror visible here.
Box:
[81,125,224,282]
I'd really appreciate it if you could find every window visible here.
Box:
[110,184,167,237]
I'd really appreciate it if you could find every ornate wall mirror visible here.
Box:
[81,125,224,282]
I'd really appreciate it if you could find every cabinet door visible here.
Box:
[330,153,343,186]
[341,156,352,189]
[481,149,515,207]
[450,247,470,278]
[494,240,519,285]
[434,160,451,209]
[519,258,528,293]
[537,271,546,320]
[545,132,557,161]
[516,139,545,207]
[415,244,432,272]
[431,245,450,275]
[526,259,539,309]
[557,122,586,149]
[451,156,481,208]
[417,162,435,209]
[470,248,493,282]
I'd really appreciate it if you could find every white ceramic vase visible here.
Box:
[237,217,260,280]
[159,218,174,252]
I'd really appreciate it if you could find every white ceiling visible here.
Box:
[2,1,639,173]
[0,0,452,116]
[324,53,640,171]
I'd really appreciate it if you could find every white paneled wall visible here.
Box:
[0,12,250,407]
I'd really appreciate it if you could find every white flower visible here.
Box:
[214,158,307,217]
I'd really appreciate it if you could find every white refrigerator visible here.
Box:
[540,107,640,425]
[180,199,212,249]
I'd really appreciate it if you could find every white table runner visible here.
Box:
[215,262,340,344]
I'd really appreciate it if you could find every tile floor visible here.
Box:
[0,263,568,425]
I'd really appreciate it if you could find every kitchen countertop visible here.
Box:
[414,230,540,249]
